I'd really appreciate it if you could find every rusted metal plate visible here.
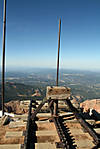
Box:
[46,86,70,100]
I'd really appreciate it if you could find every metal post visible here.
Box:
[1,0,7,116]
[56,18,61,86]
[54,19,61,116]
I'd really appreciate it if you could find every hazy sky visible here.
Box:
[0,0,100,70]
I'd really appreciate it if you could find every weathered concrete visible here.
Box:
[35,143,57,149]
[36,120,49,124]
[14,114,28,121]
[37,113,51,118]
[37,112,73,118]
[74,139,94,148]
[0,144,21,149]
[63,119,95,125]
[5,131,23,138]
[9,121,26,128]
[69,128,87,135]
[36,131,57,136]
[14,114,28,118]
[46,86,70,100]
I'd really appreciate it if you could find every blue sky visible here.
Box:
[0,0,100,70]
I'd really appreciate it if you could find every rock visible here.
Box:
[71,97,80,109]
[80,99,100,113]
[4,101,28,114]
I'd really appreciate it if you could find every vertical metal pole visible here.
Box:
[56,19,61,86]
[2,0,7,116]
[54,19,61,116]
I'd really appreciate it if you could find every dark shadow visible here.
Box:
[81,112,91,119]
[94,124,100,128]
[29,120,37,149]
[91,109,100,121]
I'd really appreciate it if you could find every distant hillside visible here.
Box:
[1,69,100,106]
[0,82,45,109]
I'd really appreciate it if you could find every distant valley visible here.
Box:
[0,68,100,108]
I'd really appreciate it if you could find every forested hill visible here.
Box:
[0,82,45,109]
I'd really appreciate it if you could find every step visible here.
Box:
[36,120,49,124]
[0,144,21,149]
[14,114,28,118]
[5,131,23,138]
[37,113,51,118]
[14,114,28,121]
[37,112,73,118]
[9,121,26,128]
[37,122,55,131]
[35,143,57,149]
[64,119,95,125]
[36,131,57,136]
[74,139,94,148]
[69,128,87,135]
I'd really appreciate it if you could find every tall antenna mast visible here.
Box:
[1,0,7,116]
[56,18,61,86]
[54,19,61,116]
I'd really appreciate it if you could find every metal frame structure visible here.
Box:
[23,98,100,149]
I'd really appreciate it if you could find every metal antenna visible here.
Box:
[56,18,61,86]
[54,19,61,116]
[1,0,7,116]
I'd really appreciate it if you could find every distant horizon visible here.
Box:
[0,66,100,73]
